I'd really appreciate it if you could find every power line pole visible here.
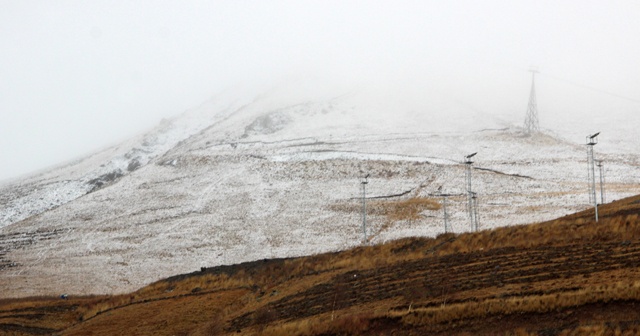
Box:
[586,133,600,222]
[524,68,540,134]
[361,174,369,244]
[596,160,606,204]
[443,194,449,233]
[436,187,451,234]
[465,153,477,231]
[471,192,479,232]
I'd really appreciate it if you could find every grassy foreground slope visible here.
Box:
[3,195,640,335]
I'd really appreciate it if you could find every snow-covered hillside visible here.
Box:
[1,84,640,297]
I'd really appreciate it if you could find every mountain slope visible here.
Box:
[1,84,640,297]
[2,194,640,335]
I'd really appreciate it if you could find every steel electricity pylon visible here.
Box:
[524,68,540,134]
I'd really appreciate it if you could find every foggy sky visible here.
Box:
[2,0,640,181]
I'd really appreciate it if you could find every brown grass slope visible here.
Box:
[2,194,640,335]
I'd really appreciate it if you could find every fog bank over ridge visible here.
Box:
[1,1,639,180]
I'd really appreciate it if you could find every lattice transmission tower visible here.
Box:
[524,68,540,134]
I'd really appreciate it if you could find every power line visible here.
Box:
[541,73,640,104]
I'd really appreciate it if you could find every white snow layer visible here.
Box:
[1,86,640,297]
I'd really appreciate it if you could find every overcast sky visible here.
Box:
[2,0,640,181]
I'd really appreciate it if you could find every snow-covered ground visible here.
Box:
[1,84,640,297]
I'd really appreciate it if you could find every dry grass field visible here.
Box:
[3,194,640,335]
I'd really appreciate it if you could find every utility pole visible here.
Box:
[465,153,478,231]
[471,192,479,232]
[361,174,369,244]
[524,67,540,134]
[437,187,450,234]
[596,160,606,204]
[586,133,600,222]
[443,194,449,233]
